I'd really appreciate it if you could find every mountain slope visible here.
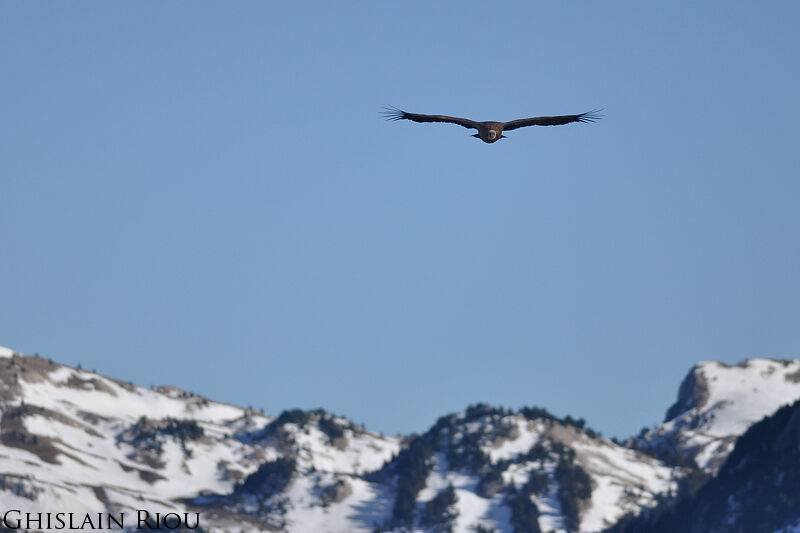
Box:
[0,348,682,532]
[636,358,800,473]
[3,346,800,532]
[607,397,800,533]
[372,405,679,533]
[0,349,399,532]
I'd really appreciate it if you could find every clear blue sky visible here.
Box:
[2,3,799,439]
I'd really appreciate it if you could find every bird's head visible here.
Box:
[473,129,506,143]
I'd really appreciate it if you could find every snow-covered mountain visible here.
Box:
[0,348,399,532]
[1,346,799,533]
[370,405,679,533]
[637,358,800,473]
[609,397,800,533]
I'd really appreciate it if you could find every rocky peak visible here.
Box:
[663,364,710,423]
[640,358,800,473]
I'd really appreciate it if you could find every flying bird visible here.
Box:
[383,107,601,143]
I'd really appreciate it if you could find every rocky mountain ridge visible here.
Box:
[636,358,800,473]
[1,346,799,532]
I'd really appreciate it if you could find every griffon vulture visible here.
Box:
[383,107,601,143]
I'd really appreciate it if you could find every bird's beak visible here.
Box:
[472,134,481,138]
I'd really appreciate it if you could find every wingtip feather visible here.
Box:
[578,109,604,123]
[381,105,407,121]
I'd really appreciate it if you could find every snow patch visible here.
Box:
[0,345,17,358]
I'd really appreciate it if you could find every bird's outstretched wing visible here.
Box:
[503,110,602,131]
[382,107,481,130]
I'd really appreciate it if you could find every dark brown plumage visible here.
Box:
[383,107,601,143]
